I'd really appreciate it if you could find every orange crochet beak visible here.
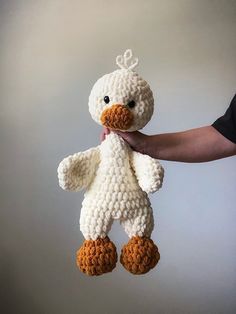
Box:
[100,104,133,130]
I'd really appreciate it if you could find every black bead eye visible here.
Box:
[127,100,136,108]
[104,96,110,104]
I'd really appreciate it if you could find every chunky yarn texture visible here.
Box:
[101,104,133,130]
[120,236,160,274]
[58,49,164,276]
[77,237,117,276]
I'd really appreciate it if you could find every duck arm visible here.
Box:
[57,146,100,191]
[130,150,164,194]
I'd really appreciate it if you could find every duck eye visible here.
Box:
[104,96,110,104]
[127,100,136,108]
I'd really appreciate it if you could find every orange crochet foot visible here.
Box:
[120,236,160,275]
[76,237,117,276]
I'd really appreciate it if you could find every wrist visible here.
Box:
[137,134,152,156]
[145,135,160,159]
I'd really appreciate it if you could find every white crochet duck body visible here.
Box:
[58,49,164,276]
[80,132,162,240]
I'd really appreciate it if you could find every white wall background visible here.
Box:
[0,1,235,313]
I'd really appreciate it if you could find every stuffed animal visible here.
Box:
[58,49,164,276]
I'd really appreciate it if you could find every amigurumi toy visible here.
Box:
[58,49,164,276]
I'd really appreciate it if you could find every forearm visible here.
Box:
[146,126,236,162]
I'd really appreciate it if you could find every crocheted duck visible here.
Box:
[58,49,164,276]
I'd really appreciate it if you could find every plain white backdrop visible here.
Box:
[0,1,235,313]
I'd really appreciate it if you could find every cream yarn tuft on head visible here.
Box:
[115,49,139,70]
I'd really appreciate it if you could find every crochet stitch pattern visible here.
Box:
[101,104,133,130]
[58,49,164,276]
[120,237,160,274]
[77,237,117,276]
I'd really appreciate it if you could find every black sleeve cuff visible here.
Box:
[212,120,236,144]
[212,94,236,144]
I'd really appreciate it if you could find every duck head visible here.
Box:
[88,49,154,132]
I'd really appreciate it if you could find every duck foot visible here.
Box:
[76,236,117,276]
[120,236,160,275]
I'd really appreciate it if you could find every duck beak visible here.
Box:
[100,104,133,130]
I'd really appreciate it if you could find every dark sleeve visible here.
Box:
[212,94,236,144]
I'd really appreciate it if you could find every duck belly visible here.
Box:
[80,133,153,240]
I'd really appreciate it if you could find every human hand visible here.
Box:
[100,127,110,141]
[100,127,150,155]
